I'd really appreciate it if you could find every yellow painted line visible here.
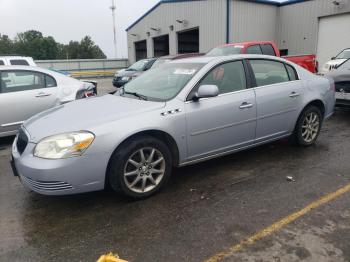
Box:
[204,182,350,262]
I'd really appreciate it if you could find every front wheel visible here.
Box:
[291,106,322,146]
[108,136,172,198]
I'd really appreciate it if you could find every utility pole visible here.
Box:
[110,0,117,58]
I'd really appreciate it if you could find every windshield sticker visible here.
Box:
[174,69,197,75]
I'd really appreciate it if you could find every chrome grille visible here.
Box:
[22,176,73,191]
[16,128,28,155]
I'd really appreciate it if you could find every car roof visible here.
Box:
[214,41,275,48]
[170,54,288,64]
[0,56,33,59]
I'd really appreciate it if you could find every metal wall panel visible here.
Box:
[127,0,227,63]
[277,0,350,56]
[230,0,278,43]
[36,59,128,72]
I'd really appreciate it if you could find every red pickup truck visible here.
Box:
[207,41,318,73]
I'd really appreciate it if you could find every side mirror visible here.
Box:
[193,85,219,101]
[331,57,336,60]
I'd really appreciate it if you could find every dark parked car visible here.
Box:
[112,58,157,87]
[326,59,350,108]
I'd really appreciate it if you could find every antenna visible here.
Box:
[110,0,117,58]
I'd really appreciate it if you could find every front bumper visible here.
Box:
[112,77,129,88]
[11,136,109,195]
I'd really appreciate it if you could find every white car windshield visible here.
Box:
[207,46,243,56]
[336,49,350,60]
[122,63,204,101]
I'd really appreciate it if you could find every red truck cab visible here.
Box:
[207,41,317,73]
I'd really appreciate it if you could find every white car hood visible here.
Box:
[24,94,166,143]
[321,59,347,74]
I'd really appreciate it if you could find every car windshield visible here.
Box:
[337,59,350,70]
[127,59,150,71]
[121,62,204,101]
[207,46,243,56]
[336,49,350,60]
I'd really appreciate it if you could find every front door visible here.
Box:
[0,70,58,135]
[185,60,256,161]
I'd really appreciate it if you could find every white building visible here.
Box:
[126,0,350,68]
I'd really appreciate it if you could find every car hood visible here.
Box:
[24,94,166,143]
[323,59,347,70]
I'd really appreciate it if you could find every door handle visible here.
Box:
[239,102,253,109]
[289,92,300,98]
[35,92,51,98]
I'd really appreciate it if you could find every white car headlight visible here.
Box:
[34,132,95,159]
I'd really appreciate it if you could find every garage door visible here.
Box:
[177,28,199,54]
[153,35,169,57]
[317,13,350,69]
[135,40,147,61]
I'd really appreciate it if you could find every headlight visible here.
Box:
[122,76,131,81]
[34,132,95,159]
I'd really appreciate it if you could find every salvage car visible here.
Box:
[321,48,350,75]
[11,55,335,198]
[207,41,318,73]
[0,66,96,137]
[112,58,156,87]
[326,59,350,108]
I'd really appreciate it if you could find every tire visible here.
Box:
[108,135,172,198]
[290,106,323,147]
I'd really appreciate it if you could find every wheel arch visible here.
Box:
[303,99,325,118]
[105,129,180,187]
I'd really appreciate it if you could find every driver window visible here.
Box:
[198,61,247,94]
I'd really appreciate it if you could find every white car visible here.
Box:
[0,65,96,137]
[321,48,350,74]
[0,56,36,66]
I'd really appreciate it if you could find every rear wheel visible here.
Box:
[108,136,172,198]
[291,106,322,146]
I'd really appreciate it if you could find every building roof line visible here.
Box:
[125,0,311,32]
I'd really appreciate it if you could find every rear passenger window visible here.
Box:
[10,59,29,66]
[0,60,4,65]
[45,75,57,87]
[249,60,289,87]
[198,61,247,94]
[285,64,298,81]
[246,45,262,55]
[261,44,276,56]
[0,71,45,93]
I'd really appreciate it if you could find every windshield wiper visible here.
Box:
[124,91,148,100]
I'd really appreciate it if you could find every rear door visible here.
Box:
[0,70,58,134]
[185,60,256,161]
[248,59,303,142]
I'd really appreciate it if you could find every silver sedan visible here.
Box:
[0,66,96,137]
[11,55,335,198]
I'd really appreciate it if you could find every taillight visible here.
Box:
[84,91,95,98]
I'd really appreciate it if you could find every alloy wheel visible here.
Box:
[123,147,166,193]
[301,112,320,143]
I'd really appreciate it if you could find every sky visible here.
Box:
[0,0,285,58]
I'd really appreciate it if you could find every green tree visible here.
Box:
[0,30,106,60]
[0,34,15,55]
[14,30,59,60]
